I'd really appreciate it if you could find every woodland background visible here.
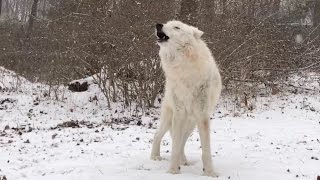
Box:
[0,0,319,108]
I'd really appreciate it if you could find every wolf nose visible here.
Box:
[156,23,163,31]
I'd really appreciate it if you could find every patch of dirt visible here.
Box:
[0,98,16,104]
[51,120,99,129]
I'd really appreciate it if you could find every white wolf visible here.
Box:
[150,20,222,177]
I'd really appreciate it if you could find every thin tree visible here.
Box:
[314,0,320,27]
[178,0,200,26]
[221,0,227,19]
[272,0,281,13]
[27,0,39,36]
[248,0,257,27]
[201,0,215,22]
[0,0,2,16]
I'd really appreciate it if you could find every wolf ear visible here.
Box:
[193,27,203,39]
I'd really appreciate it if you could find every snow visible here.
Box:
[0,67,319,180]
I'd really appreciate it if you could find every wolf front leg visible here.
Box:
[198,119,218,177]
[151,105,172,160]
[167,113,186,174]
[180,123,195,166]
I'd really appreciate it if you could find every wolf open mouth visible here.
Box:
[157,32,169,42]
[156,23,169,42]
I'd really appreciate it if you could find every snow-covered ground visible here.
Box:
[0,67,319,180]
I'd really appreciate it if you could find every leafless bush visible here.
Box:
[0,0,319,109]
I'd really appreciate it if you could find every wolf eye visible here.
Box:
[174,26,180,30]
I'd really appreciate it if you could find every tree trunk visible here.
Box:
[23,0,29,22]
[177,0,200,26]
[27,0,39,36]
[42,0,47,18]
[5,0,9,16]
[201,0,215,22]
[248,0,256,26]
[272,0,281,13]
[197,0,215,30]
[221,0,227,19]
[0,0,2,16]
[174,0,182,19]
[259,0,272,17]
[313,0,320,27]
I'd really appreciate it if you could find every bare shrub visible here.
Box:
[0,0,319,109]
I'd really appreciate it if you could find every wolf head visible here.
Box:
[155,20,204,48]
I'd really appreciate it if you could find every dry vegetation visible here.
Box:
[0,0,319,108]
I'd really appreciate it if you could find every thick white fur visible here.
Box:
[151,20,222,177]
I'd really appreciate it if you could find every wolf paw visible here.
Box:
[150,155,163,161]
[202,169,218,177]
[167,166,181,174]
[180,157,190,166]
